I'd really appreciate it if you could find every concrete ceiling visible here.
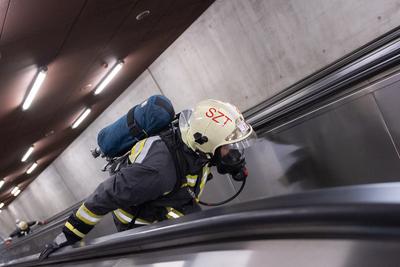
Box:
[0,0,214,206]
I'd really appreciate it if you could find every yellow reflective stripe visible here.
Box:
[197,166,210,200]
[76,204,102,226]
[136,136,160,163]
[113,210,131,224]
[166,207,183,219]
[65,222,85,238]
[135,218,150,225]
[76,212,94,226]
[129,139,142,163]
[118,209,133,219]
[129,139,147,163]
[186,174,197,187]
[82,204,102,218]
[180,183,188,188]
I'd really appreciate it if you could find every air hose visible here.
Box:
[199,177,246,206]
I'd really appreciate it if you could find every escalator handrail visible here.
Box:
[244,26,400,130]
[3,182,400,267]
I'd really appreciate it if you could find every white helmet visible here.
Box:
[17,221,28,231]
[179,99,255,156]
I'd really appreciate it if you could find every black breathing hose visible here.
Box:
[199,177,247,206]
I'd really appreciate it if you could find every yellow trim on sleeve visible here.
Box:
[65,222,85,238]
[136,218,151,224]
[81,204,102,218]
[76,212,95,226]
[118,209,134,219]
[129,139,147,163]
[75,204,102,226]
[113,210,129,224]
[166,207,184,219]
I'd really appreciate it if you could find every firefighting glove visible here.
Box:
[4,237,12,247]
[39,232,74,260]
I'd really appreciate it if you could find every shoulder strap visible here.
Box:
[127,107,147,138]
[159,128,186,195]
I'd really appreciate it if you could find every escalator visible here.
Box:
[2,26,400,267]
[1,183,400,267]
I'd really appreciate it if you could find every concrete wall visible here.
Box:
[1,0,400,237]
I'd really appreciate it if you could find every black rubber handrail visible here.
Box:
[3,182,400,267]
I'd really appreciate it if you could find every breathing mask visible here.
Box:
[214,143,248,181]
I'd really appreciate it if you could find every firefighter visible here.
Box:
[9,219,45,238]
[39,99,255,259]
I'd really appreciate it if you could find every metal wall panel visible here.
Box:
[270,94,400,187]
[229,139,315,203]
[56,239,400,267]
[374,80,400,155]
[197,73,400,204]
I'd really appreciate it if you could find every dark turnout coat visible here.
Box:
[62,132,211,243]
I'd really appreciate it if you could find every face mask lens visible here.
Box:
[220,145,244,164]
[215,144,246,176]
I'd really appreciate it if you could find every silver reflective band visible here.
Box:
[135,136,161,163]
[186,175,197,186]
[114,210,133,223]
[77,206,101,224]
[167,211,181,219]
[135,218,150,225]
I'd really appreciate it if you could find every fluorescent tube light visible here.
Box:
[0,203,4,209]
[0,180,4,189]
[22,67,48,110]
[11,186,19,195]
[26,162,38,174]
[94,61,124,95]
[72,108,91,129]
[14,189,21,197]
[21,146,34,162]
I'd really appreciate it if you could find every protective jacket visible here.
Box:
[62,129,211,243]
[9,221,41,238]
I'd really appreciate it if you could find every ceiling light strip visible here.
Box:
[94,60,124,95]
[11,186,19,195]
[14,189,21,196]
[72,108,91,129]
[22,67,48,110]
[0,203,4,209]
[26,162,38,174]
[0,180,4,189]
[21,146,34,162]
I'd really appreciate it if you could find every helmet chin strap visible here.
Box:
[192,133,248,206]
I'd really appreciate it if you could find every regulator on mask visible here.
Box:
[213,143,248,181]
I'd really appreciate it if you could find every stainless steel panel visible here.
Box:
[198,170,239,207]
[56,239,400,267]
[268,94,400,187]
[229,139,316,203]
[374,80,400,154]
